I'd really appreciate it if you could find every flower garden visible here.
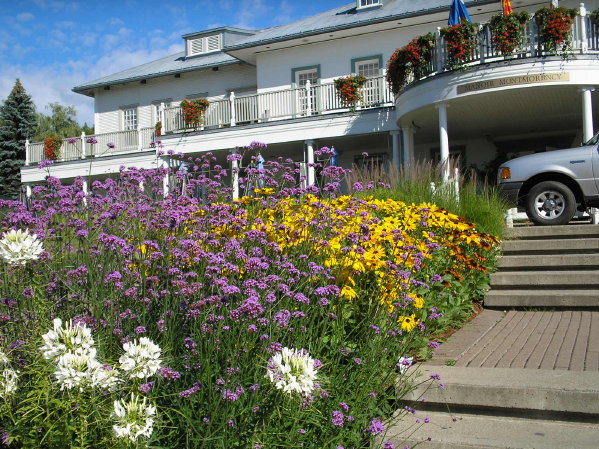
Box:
[0,145,500,448]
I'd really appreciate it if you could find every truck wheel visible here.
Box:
[525,181,576,226]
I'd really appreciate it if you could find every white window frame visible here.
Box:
[122,106,138,131]
[356,59,380,78]
[357,0,382,9]
[187,34,222,56]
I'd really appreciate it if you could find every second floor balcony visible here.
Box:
[25,75,394,166]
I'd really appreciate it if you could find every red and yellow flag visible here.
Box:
[502,0,513,15]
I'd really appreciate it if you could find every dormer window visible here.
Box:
[357,0,381,9]
[186,33,222,57]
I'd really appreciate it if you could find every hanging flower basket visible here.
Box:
[43,136,62,161]
[534,6,577,56]
[489,11,531,55]
[155,121,162,137]
[180,99,210,128]
[386,33,435,95]
[334,75,367,111]
[440,22,479,70]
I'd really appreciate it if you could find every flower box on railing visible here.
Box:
[489,11,531,56]
[534,6,578,56]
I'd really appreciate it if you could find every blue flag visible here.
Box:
[448,0,472,25]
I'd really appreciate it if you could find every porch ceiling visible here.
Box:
[404,85,598,144]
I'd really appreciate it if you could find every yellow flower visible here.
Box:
[340,285,357,300]
[398,314,419,332]
[408,293,424,309]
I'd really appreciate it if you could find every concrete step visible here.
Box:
[402,366,599,416]
[498,254,599,270]
[484,289,599,308]
[507,224,599,240]
[490,270,599,288]
[385,410,599,449]
[501,238,599,255]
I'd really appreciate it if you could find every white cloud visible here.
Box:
[108,17,124,27]
[16,12,35,22]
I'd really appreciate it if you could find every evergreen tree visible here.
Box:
[0,79,37,198]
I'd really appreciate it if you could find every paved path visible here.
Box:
[428,310,599,371]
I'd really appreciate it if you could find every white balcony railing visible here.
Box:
[162,75,394,134]
[26,127,157,165]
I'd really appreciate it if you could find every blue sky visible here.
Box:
[0,0,346,126]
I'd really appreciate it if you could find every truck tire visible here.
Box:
[525,181,576,226]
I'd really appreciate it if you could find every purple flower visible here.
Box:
[140,381,155,393]
[297,429,306,434]
[368,418,385,435]
[339,402,350,412]
[354,357,362,365]
[107,142,116,149]
[160,367,182,381]
[383,443,395,449]
[430,373,441,380]
[86,137,98,144]
[331,410,344,427]
[135,326,146,334]
[67,137,78,144]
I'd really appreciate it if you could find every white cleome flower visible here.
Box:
[266,347,318,397]
[112,393,156,442]
[397,356,414,375]
[0,349,18,398]
[40,318,95,361]
[91,365,122,391]
[54,350,101,391]
[119,337,161,379]
[0,229,44,266]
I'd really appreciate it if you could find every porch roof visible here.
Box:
[72,51,240,97]
[224,0,496,51]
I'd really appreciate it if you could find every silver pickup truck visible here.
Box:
[497,132,599,225]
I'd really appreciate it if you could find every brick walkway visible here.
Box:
[428,310,599,371]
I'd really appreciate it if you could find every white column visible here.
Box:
[80,132,86,159]
[162,158,170,197]
[82,178,88,205]
[230,148,240,200]
[437,103,450,181]
[25,139,30,166]
[435,27,443,73]
[305,80,312,116]
[305,140,315,186]
[137,125,142,152]
[581,87,595,143]
[579,3,588,53]
[390,130,401,170]
[230,91,236,127]
[400,127,414,165]
[25,184,32,198]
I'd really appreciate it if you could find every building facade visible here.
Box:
[21,0,599,194]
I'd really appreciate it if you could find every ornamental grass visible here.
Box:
[0,144,500,448]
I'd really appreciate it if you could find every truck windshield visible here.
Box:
[585,131,599,146]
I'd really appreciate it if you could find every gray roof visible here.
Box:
[225,0,496,50]
[72,50,240,95]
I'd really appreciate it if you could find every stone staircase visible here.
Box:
[387,224,599,449]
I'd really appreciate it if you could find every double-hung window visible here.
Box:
[291,65,320,115]
[352,56,383,106]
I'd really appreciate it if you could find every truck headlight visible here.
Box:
[500,167,511,180]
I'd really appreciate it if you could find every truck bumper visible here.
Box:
[498,181,523,206]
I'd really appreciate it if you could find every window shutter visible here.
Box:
[207,35,221,52]
[190,38,204,55]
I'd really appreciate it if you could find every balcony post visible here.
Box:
[25,139,29,166]
[137,125,142,152]
[580,3,588,54]
[390,130,401,170]
[25,184,32,198]
[581,87,595,142]
[162,158,170,198]
[230,148,240,200]
[435,27,444,74]
[436,102,450,182]
[82,177,88,206]
[305,80,312,116]
[305,140,316,186]
[80,132,86,159]
[230,91,236,127]
[479,25,487,64]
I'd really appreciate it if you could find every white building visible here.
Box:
[21,0,599,195]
